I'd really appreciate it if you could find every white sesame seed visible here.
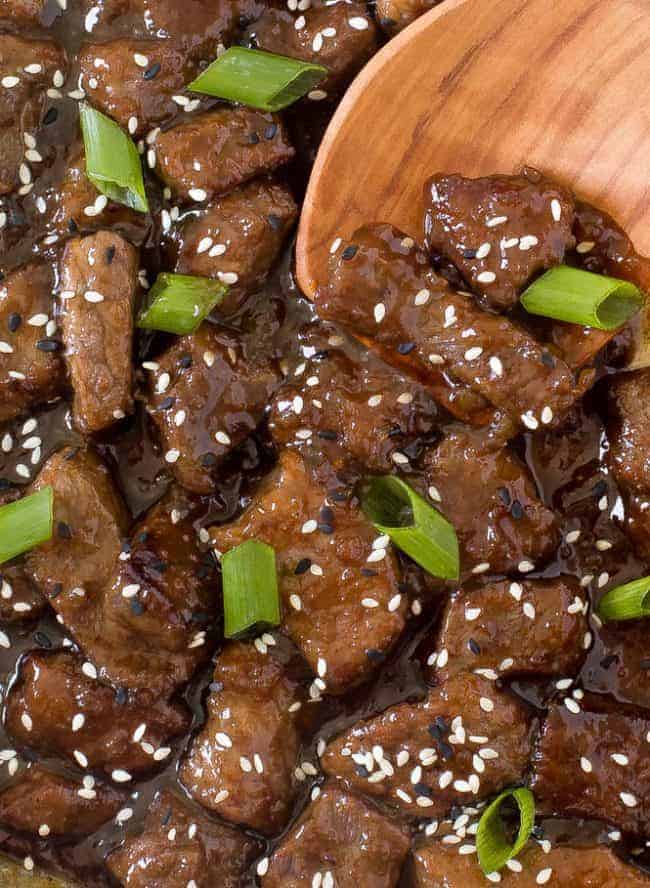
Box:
[189,188,207,202]
[21,713,33,731]
[165,449,180,464]
[471,562,491,575]
[464,346,483,361]
[536,869,553,885]
[74,750,88,768]
[611,753,629,766]
[564,697,581,714]
[576,240,595,254]
[348,15,369,28]
[82,662,97,679]
[479,697,494,712]
[302,519,317,534]
[72,713,85,732]
[620,792,637,807]
[523,602,536,620]
[521,412,539,430]
[551,199,562,222]
[580,756,592,773]
[111,769,132,783]
[565,530,581,543]
[1,76,20,89]
[374,302,386,323]
[541,406,554,425]
[518,560,534,573]
[84,290,104,303]
[361,597,379,608]
[477,271,496,284]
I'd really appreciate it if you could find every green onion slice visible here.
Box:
[0,486,53,565]
[222,540,280,639]
[137,273,227,335]
[188,46,327,112]
[477,787,536,874]
[597,576,650,622]
[361,475,459,580]
[80,104,148,213]
[520,265,643,331]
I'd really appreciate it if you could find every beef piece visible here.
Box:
[247,1,378,96]
[173,178,297,310]
[180,641,303,834]
[0,766,126,838]
[211,451,407,693]
[413,837,650,887]
[106,790,260,888]
[155,108,294,204]
[532,695,650,834]
[323,224,589,432]
[584,621,650,709]
[146,323,280,495]
[0,264,64,424]
[269,338,440,478]
[60,231,137,433]
[323,673,532,817]
[0,0,46,26]
[427,577,587,684]
[263,783,409,888]
[0,563,46,622]
[6,651,189,778]
[424,171,575,312]
[424,425,559,574]
[0,35,65,194]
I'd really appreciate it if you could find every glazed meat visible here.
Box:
[323,673,532,817]
[106,790,261,888]
[263,784,410,888]
[0,0,47,26]
[0,563,45,622]
[155,108,294,203]
[584,621,650,709]
[0,263,64,424]
[180,640,303,834]
[533,695,650,835]
[424,171,575,311]
[211,451,407,693]
[59,231,138,433]
[146,323,280,495]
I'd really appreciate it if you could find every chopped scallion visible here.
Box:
[188,46,327,112]
[0,486,53,565]
[137,273,227,335]
[597,576,650,622]
[222,540,280,638]
[477,787,535,874]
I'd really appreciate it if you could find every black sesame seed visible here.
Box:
[63,446,79,461]
[295,558,311,575]
[313,349,330,361]
[105,245,116,264]
[34,631,52,649]
[267,214,281,230]
[0,478,10,490]
[414,782,432,797]
[341,244,358,261]
[248,132,260,145]
[191,611,211,624]
[200,452,217,467]
[397,341,416,355]
[36,338,60,352]
[592,480,607,497]
[68,218,78,233]
[50,583,62,599]
[428,723,441,740]
[121,541,131,555]
[137,532,149,544]
[510,500,524,519]
[329,490,348,502]
[115,687,128,705]
[179,354,193,369]
[468,638,481,655]
[434,715,449,734]
[532,824,545,839]
[439,740,454,759]
[365,649,385,662]
[600,653,619,669]
[355,764,369,778]
[497,486,511,506]
[42,107,58,125]
[387,425,403,438]
[8,313,21,333]
[264,123,277,140]
[641,659,650,670]
[318,522,334,534]
[160,807,173,826]
[130,599,144,616]
[159,396,175,410]
[320,506,334,524]
[57,521,72,539]
[397,582,409,595]
[317,429,338,441]
[462,248,477,259]
[361,568,377,577]
[541,351,555,368]
[143,62,161,80]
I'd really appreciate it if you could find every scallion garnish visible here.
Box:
[476,787,535,875]
[597,576,650,622]
[520,265,643,330]
[0,486,53,565]
[188,46,327,112]
[222,540,280,638]
[137,273,227,335]
[80,104,148,213]
[361,475,459,580]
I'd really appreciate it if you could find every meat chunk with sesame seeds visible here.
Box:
[6,650,189,778]
[172,178,298,311]
[263,783,409,888]
[423,425,559,574]
[0,0,46,26]
[532,695,650,835]
[0,766,126,838]
[412,836,650,887]
[59,231,138,434]
[246,1,378,96]
[584,621,650,710]
[106,789,261,888]
[323,224,590,432]
[146,323,280,495]
[323,672,532,818]
[375,0,440,34]
[155,108,294,204]
[0,563,46,623]
[426,577,587,684]
[180,640,304,834]
[0,263,64,424]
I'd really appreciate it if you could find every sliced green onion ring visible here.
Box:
[597,576,650,622]
[222,540,280,639]
[477,787,536,875]
[361,475,459,580]
[520,265,643,331]
[80,104,148,213]
[137,273,227,335]
[0,486,53,565]
[188,46,327,112]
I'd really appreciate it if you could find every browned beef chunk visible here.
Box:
[323,673,532,817]
[427,577,587,684]
[247,1,378,96]
[60,231,137,434]
[413,837,650,887]
[0,35,65,195]
[173,178,297,310]
[146,323,280,494]
[532,695,650,834]
[424,171,575,312]
[323,225,588,431]
[155,108,294,204]
[375,0,439,33]
[424,425,559,574]
[6,651,189,778]
[0,0,46,26]
[269,336,441,478]
[584,621,650,709]
[106,790,260,888]
[0,766,126,838]
[0,563,46,622]
[0,264,64,424]
[263,783,409,888]
[180,640,303,834]
[211,451,407,693]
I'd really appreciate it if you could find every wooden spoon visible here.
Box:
[296,0,650,309]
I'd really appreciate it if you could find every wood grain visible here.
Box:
[296,0,650,299]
